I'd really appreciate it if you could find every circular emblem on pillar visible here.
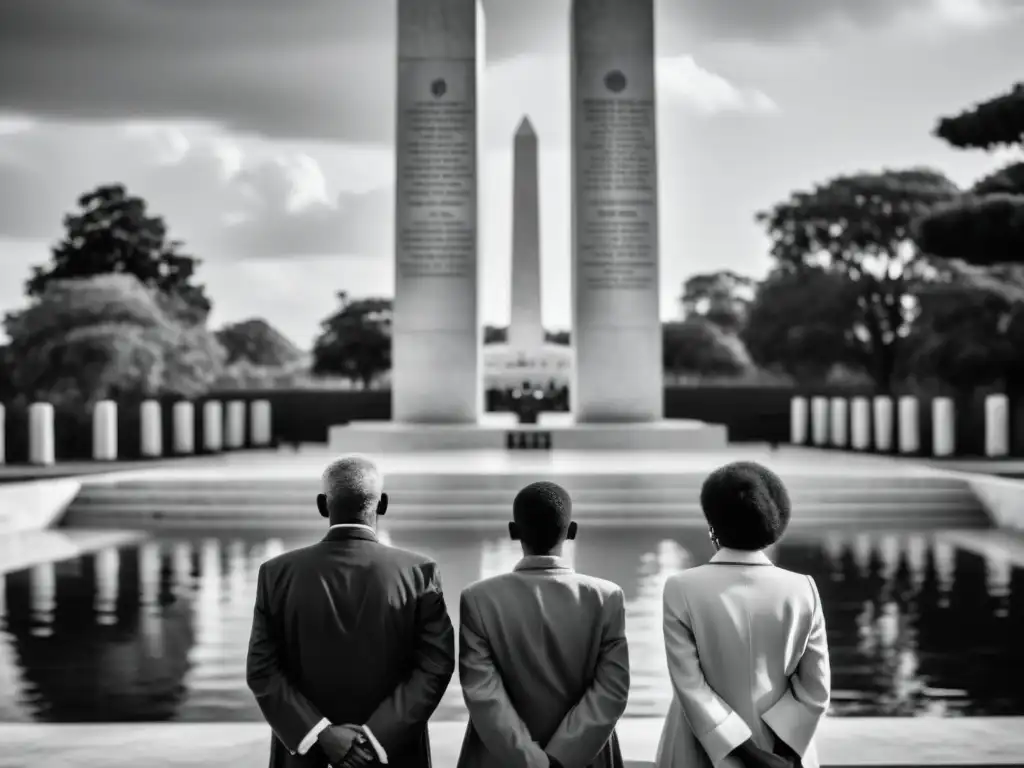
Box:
[430,78,447,98]
[604,70,627,93]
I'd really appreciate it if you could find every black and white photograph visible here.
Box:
[0,0,1023,766]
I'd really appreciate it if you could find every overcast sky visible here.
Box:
[0,0,1021,347]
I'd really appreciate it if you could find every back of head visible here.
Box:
[321,455,384,524]
[700,461,791,551]
[512,481,572,553]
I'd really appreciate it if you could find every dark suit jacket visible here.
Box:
[246,526,456,768]
[457,555,630,768]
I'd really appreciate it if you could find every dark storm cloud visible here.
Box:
[0,0,563,143]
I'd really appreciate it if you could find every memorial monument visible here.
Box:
[392,0,484,423]
[330,0,726,451]
[571,0,663,422]
[484,117,572,392]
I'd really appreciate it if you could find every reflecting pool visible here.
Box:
[0,526,1021,722]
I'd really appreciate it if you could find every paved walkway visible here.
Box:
[0,719,1022,767]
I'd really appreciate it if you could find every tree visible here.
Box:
[755,168,960,391]
[215,319,303,367]
[907,263,1024,393]
[3,274,224,409]
[742,267,868,383]
[663,318,752,378]
[679,270,755,332]
[545,329,570,345]
[914,84,1024,266]
[27,184,211,323]
[483,326,507,345]
[311,294,392,388]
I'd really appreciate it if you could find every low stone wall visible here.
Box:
[0,478,81,535]
[966,473,1024,533]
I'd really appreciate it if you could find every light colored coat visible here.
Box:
[656,547,831,768]
[456,554,631,768]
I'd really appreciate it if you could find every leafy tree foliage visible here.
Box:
[483,326,507,345]
[755,168,959,391]
[908,263,1024,393]
[663,318,751,378]
[680,270,755,332]
[311,294,392,388]
[545,329,570,346]
[27,184,211,323]
[741,267,868,383]
[3,274,224,408]
[915,84,1024,266]
[215,319,303,367]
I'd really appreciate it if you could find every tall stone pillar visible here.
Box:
[393,0,483,423]
[571,0,662,422]
[509,117,544,352]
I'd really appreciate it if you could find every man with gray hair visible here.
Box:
[247,455,456,768]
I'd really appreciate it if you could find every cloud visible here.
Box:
[658,56,778,115]
[0,122,391,259]
[660,0,1022,46]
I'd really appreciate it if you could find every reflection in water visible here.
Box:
[0,527,1022,722]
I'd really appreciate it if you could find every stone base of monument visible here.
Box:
[327,412,727,453]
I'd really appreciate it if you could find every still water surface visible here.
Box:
[0,526,1021,722]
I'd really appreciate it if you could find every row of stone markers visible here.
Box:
[0,398,273,466]
[790,394,1012,457]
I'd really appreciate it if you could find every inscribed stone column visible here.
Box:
[393,0,483,423]
[508,117,544,352]
[571,0,662,422]
[92,400,118,461]
[172,401,195,455]
[140,400,163,458]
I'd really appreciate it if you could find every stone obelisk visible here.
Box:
[570,0,663,422]
[393,0,483,423]
[509,117,545,352]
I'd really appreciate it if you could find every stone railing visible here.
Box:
[0,399,273,467]
[788,393,1010,457]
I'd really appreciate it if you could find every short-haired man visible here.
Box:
[457,481,631,768]
[247,456,456,768]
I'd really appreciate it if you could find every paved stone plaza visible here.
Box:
[2,719,1024,768]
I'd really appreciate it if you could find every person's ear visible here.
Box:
[377,492,388,517]
[566,521,578,541]
[316,494,329,518]
[508,521,519,541]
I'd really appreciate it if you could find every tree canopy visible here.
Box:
[915,83,1024,267]
[663,318,752,378]
[679,270,755,333]
[27,184,212,324]
[215,319,303,367]
[3,274,223,408]
[755,168,959,391]
[311,294,392,388]
[741,267,867,383]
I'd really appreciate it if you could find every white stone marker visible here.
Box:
[897,395,920,454]
[28,401,55,466]
[811,396,829,446]
[873,396,893,452]
[850,397,871,450]
[172,401,195,455]
[203,400,223,452]
[829,397,848,447]
[250,400,272,447]
[92,400,118,461]
[571,0,662,421]
[140,400,163,458]
[985,393,1010,457]
[226,400,246,449]
[932,396,955,457]
[790,396,808,444]
[0,403,5,465]
[392,0,482,423]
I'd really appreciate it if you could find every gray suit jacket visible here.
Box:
[656,548,831,768]
[456,554,630,768]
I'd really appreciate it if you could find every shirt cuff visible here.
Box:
[298,718,331,756]
[361,725,389,764]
